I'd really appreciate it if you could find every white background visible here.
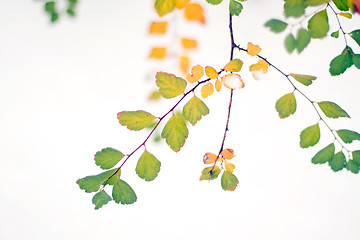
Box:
[1,0,359,239]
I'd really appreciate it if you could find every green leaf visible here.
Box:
[117,110,157,131]
[206,0,223,4]
[77,168,119,193]
[199,166,221,181]
[156,72,187,99]
[136,150,161,181]
[66,8,75,17]
[94,148,125,170]
[300,123,320,148]
[182,96,209,125]
[337,129,360,143]
[296,28,311,53]
[331,30,339,38]
[223,59,243,72]
[353,54,360,69]
[229,0,243,16]
[307,10,329,38]
[264,19,288,33]
[275,92,297,118]
[349,30,360,46]
[154,0,176,17]
[285,33,296,53]
[304,0,329,6]
[311,143,335,164]
[44,1,56,12]
[329,47,354,76]
[50,12,59,23]
[112,179,137,205]
[346,160,360,174]
[221,171,239,191]
[290,73,317,86]
[161,115,188,152]
[92,190,112,210]
[284,0,305,18]
[328,152,346,172]
[318,101,350,118]
[333,0,349,11]
[352,150,360,165]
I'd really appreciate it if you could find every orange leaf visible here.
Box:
[338,12,352,19]
[184,3,205,24]
[179,56,190,75]
[186,65,204,83]
[149,21,168,34]
[176,0,190,9]
[249,59,269,73]
[205,66,218,79]
[221,148,234,160]
[181,38,197,49]
[247,42,261,56]
[203,152,223,164]
[149,47,167,59]
[201,82,214,98]
[221,73,244,90]
[215,79,222,92]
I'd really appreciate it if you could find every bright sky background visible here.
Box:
[1,0,360,239]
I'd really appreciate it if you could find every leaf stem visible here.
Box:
[327,3,348,46]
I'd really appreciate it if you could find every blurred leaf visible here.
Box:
[215,79,222,92]
[44,1,56,12]
[149,21,168,34]
[149,90,162,101]
[331,30,339,38]
[329,47,354,76]
[284,0,305,18]
[285,33,296,53]
[328,152,345,172]
[95,148,125,170]
[249,59,269,73]
[304,0,330,6]
[179,56,190,74]
[161,115,188,152]
[77,168,119,193]
[346,160,360,174]
[200,166,221,181]
[264,19,288,33]
[182,96,209,125]
[300,123,320,148]
[175,0,190,9]
[206,0,223,4]
[339,12,352,18]
[117,110,157,131]
[247,42,261,56]
[156,72,187,98]
[350,30,360,46]
[112,179,137,205]
[333,0,350,11]
[66,8,75,17]
[181,38,197,49]
[149,47,167,59]
[308,10,329,38]
[289,73,317,86]
[275,92,297,118]
[184,3,205,24]
[155,0,176,17]
[221,171,239,191]
[229,0,243,16]
[136,150,161,181]
[201,82,214,98]
[318,101,350,118]
[337,129,360,143]
[353,150,360,165]
[186,65,204,83]
[92,190,112,210]
[223,59,243,72]
[311,143,335,164]
[296,28,311,53]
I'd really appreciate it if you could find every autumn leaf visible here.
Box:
[149,47,167,59]
[221,171,239,191]
[221,73,244,90]
[199,166,221,181]
[249,59,269,73]
[221,149,234,160]
[201,82,214,98]
[161,114,189,152]
[179,56,190,75]
[247,42,261,56]
[186,65,204,83]
[182,96,209,125]
[225,161,235,173]
[205,66,218,79]
[215,79,222,92]
[156,72,187,98]
[339,12,352,18]
[275,92,297,118]
[223,59,243,72]
[203,152,222,164]
[184,3,205,24]
[117,110,157,131]
[181,38,197,49]
[155,0,176,17]
[149,21,168,34]
[175,0,190,9]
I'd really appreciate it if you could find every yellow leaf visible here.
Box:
[249,59,269,73]
[201,82,214,98]
[155,0,176,17]
[247,42,261,56]
[221,73,244,90]
[215,79,222,92]
[186,65,204,83]
[224,161,235,173]
[223,59,243,72]
[203,152,223,164]
[181,38,197,49]
[184,3,205,24]
[339,12,352,19]
[148,90,162,101]
[205,66,218,79]
[176,0,190,9]
[179,56,190,75]
[149,47,167,59]
[149,21,168,34]
[221,148,234,160]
